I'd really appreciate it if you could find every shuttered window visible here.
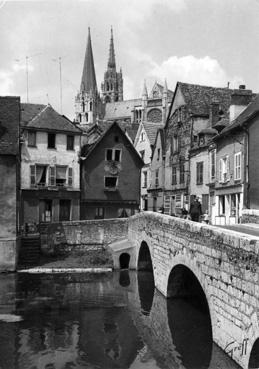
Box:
[30,165,36,186]
[49,166,56,186]
[68,168,73,187]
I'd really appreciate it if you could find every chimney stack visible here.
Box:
[229,86,253,122]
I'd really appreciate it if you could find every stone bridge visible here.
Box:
[125,211,259,369]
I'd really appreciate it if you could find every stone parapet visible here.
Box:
[40,218,128,255]
[242,209,259,224]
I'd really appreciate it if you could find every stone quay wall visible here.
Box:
[40,218,128,255]
[128,211,259,369]
[242,209,259,224]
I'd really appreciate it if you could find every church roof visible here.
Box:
[104,99,142,120]
[143,122,164,146]
[108,27,116,70]
[80,28,97,94]
[21,104,81,134]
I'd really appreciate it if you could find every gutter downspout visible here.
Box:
[243,126,250,209]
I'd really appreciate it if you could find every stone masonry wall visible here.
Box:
[242,209,259,224]
[128,211,259,369]
[40,218,128,255]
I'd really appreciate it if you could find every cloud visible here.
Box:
[0,70,13,95]
[147,55,244,89]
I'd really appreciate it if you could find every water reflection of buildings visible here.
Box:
[0,272,241,369]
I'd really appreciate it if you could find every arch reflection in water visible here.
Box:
[167,264,212,369]
[249,338,259,369]
[137,241,155,316]
[119,270,131,287]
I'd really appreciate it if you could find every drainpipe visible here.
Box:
[243,126,250,209]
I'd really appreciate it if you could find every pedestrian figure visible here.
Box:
[181,207,188,219]
[190,196,202,222]
[203,210,209,224]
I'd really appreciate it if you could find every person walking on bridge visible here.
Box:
[190,196,202,222]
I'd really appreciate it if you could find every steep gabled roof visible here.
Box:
[0,96,20,155]
[178,82,235,116]
[81,121,144,167]
[21,104,81,134]
[151,128,165,161]
[143,122,164,146]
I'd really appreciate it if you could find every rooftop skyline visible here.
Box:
[0,0,259,119]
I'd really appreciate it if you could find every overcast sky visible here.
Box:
[1,0,259,119]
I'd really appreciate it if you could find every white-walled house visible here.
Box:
[20,104,82,226]
[134,121,163,210]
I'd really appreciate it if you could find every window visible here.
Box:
[141,132,145,142]
[210,150,216,181]
[157,148,160,160]
[196,162,203,185]
[89,101,93,112]
[56,166,67,187]
[105,149,122,162]
[48,133,56,149]
[67,135,74,150]
[143,171,147,188]
[177,107,182,123]
[180,164,185,184]
[155,170,159,187]
[140,150,145,160]
[48,166,73,187]
[95,207,104,219]
[39,200,52,222]
[30,165,47,187]
[172,166,177,185]
[219,156,229,183]
[234,152,241,180]
[28,131,36,147]
[173,135,179,153]
[105,176,118,189]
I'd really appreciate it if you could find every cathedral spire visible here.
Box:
[108,26,116,69]
[80,27,97,94]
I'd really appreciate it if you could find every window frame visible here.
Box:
[172,166,177,185]
[28,131,37,147]
[179,164,185,184]
[105,148,122,162]
[66,135,75,151]
[210,150,216,182]
[104,176,118,190]
[155,169,159,187]
[143,171,147,188]
[48,133,56,149]
[196,161,204,185]
[234,152,241,180]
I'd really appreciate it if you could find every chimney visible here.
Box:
[229,85,253,121]
[209,99,220,127]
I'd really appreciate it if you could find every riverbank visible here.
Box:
[18,248,113,270]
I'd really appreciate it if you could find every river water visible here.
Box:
[0,271,241,369]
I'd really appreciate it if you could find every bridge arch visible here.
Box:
[248,336,259,369]
[137,241,153,271]
[165,255,216,337]
[119,253,130,269]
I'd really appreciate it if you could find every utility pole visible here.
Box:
[52,56,64,114]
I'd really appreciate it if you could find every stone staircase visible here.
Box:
[19,234,41,266]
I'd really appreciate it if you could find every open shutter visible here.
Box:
[30,165,36,186]
[227,155,230,180]
[68,167,73,187]
[49,166,56,186]
[219,159,222,182]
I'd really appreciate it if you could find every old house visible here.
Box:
[148,128,165,212]
[20,104,82,226]
[164,82,239,217]
[0,96,20,270]
[209,87,254,225]
[80,121,143,219]
[134,121,163,210]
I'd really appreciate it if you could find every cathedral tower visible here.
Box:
[101,27,123,103]
[75,28,100,125]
